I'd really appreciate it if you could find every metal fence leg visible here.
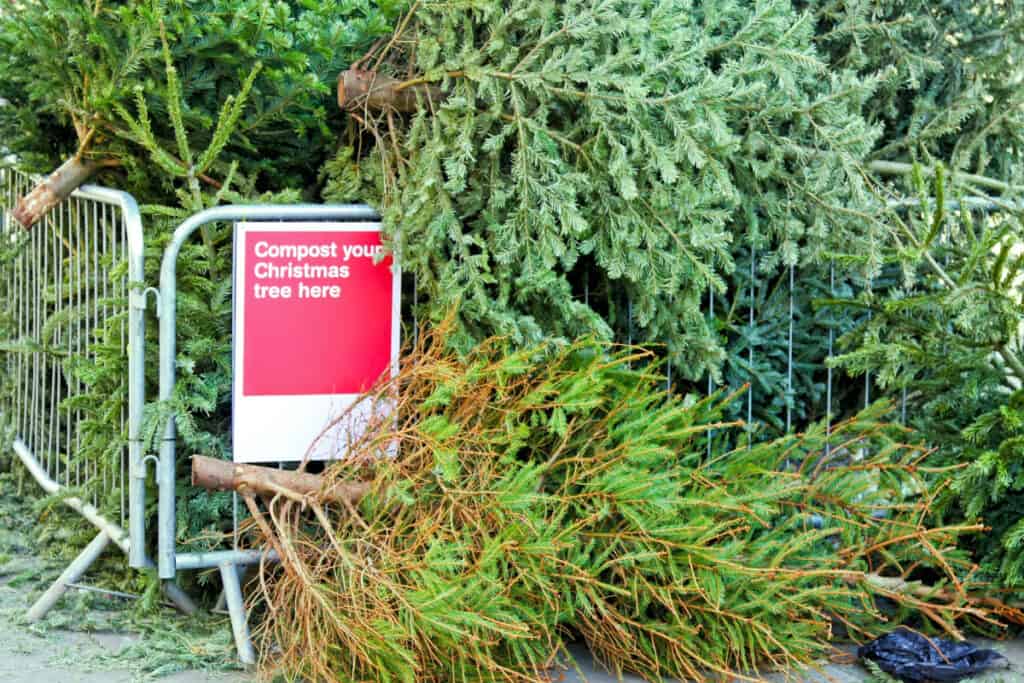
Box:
[219,562,256,666]
[27,530,110,622]
[214,564,247,613]
[162,580,199,616]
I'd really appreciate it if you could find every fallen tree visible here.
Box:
[11,156,99,228]
[337,68,443,113]
[237,324,1013,683]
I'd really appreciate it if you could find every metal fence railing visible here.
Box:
[0,167,192,619]
[155,203,382,663]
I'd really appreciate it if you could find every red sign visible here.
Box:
[242,230,394,395]
[233,222,400,463]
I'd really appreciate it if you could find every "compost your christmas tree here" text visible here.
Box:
[250,240,384,300]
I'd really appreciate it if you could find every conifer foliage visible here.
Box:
[0,0,403,202]
[325,0,886,379]
[326,0,1024,429]
[832,167,1024,600]
[247,325,1000,683]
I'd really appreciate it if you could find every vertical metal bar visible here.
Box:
[219,562,256,665]
[707,287,714,460]
[47,210,59,480]
[10,170,17,430]
[412,274,419,347]
[786,263,794,433]
[627,297,633,346]
[18,201,26,441]
[75,198,83,488]
[64,199,72,487]
[1,173,8,429]
[826,261,834,457]
[87,199,97,505]
[15,207,24,441]
[626,296,633,369]
[666,343,672,394]
[38,217,47,462]
[20,178,30,444]
[92,200,100,506]
[747,243,755,450]
[120,193,147,570]
[37,216,47,462]
[31,216,41,456]
[865,277,872,409]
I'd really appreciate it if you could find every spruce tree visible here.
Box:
[323,0,1024,438]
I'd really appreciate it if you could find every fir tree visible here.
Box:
[832,166,1024,597]
[323,0,1024,439]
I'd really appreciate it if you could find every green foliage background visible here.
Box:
[1,0,1023,607]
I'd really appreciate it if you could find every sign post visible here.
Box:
[232,221,399,463]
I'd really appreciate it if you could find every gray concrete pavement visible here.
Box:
[0,597,1021,681]
[0,492,1019,682]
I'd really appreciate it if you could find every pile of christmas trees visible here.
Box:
[3,0,1024,673]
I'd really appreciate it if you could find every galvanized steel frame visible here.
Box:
[154,204,379,663]
[156,203,380,580]
[0,170,173,615]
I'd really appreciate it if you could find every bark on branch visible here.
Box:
[13,156,99,229]
[337,68,443,112]
[860,573,1024,624]
[191,455,370,505]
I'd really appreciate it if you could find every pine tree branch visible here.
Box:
[81,116,225,189]
[371,0,420,71]
[869,160,1024,196]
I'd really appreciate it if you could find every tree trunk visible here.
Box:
[191,455,370,505]
[13,156,99,229]
[337,68,443,112]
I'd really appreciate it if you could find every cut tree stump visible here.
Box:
[191,455,370,505]
[337,68,443,112]
[13,156,99,228]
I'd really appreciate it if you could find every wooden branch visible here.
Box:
[191,455,370,505]
[869,160,1023,196]
[337,68,443,113]
[860,573,1024,624]
[13,156,99,228]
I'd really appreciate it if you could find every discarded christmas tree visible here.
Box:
[237,324,1009,683]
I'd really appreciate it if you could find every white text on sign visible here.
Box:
[250,241,385,300]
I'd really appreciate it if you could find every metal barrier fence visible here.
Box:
[156,204,381,663]
[0,167,192,619]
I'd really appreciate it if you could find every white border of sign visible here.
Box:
[232,221,400,464]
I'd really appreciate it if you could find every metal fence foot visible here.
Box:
[219,562,256,666]
[162,579,199,616]
[27,530,111,622]
[213,564,247,613]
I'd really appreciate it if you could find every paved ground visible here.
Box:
[0,617,1018,683]
[0,487,1019,682]
[0,627,248,683]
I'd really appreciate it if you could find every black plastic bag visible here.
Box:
[858,628,1008,682]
